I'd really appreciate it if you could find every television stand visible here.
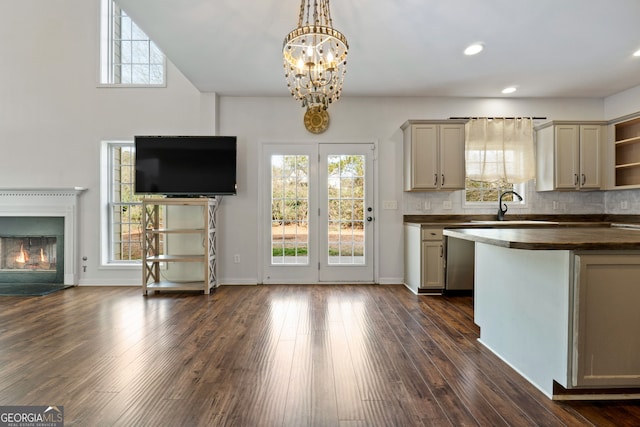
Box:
[142,197,218,295]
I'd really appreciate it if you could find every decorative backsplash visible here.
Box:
[403,181,640,216]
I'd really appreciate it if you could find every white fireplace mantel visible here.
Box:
[0,188,87,285]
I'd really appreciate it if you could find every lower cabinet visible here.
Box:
[572,252,640,388]
[404,224,444,293]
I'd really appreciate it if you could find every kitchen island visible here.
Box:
[443,226,640,399]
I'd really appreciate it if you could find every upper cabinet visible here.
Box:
[610,115,640,189]
[402,120,466,191]
[535,121,606,191]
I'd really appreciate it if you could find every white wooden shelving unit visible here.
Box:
[142,197,218,295]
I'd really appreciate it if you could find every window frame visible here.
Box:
[98,0,167,87]
[100,141,148,268]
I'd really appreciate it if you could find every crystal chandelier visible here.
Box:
[283,0,349,113]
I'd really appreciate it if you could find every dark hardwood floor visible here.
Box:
[0,285,638,426]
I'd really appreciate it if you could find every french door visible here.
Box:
[263,143,375,283]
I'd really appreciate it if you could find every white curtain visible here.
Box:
[465,117,535,184]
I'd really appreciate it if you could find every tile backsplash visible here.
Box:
[403,181,640,216]
[606,189,640,214]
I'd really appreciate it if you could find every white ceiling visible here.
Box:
[116,0,640,99]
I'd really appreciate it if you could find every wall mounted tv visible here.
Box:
[134,135,237,197]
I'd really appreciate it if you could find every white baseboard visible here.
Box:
[378,277,404,285]
[78,280,138,286]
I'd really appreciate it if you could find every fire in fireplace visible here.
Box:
[1,236,57,271]
[0,216,64,284]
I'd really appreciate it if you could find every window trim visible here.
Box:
[100,140,142,268]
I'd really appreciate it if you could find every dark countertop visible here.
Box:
[443,226,640,250]
[403,214,640,225]
[403,214,640,230]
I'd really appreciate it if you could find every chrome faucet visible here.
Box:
[497,190,523,221]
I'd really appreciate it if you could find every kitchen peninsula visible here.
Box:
[443,226,640,399]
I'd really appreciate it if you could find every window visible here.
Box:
[101,142,163,265]
[465,178,525,204]
[100,0,165,86]
[271,155,309,265]
[464,118,534,205]
[465,147,526,203]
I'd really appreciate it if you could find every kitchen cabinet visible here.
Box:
[402,120,466,191]
[572,252,640,388]
[142,197,218,295]
[610,115,640,189]
[404,224,444,293]
[535,121,606,191]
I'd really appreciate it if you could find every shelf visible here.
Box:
[145,280,212,293]
[615,162,640,170]
[615,136,640,146]
[145,228,206,234]
[145,254,205,262]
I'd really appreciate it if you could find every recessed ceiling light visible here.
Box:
[633,48,640,57]
[502,86,517,94]
[464,43,484,56]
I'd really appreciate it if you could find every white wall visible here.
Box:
[0,1,209,285]
[2,0,639,287]
[215,96,617,285]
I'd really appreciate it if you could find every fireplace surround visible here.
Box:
[0,188,86,285]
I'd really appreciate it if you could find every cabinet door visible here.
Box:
[554,125,579,189]
[578,125,601,189]
[439,124,465,189]
[573,253,640,387]
[421,240,443,289]
[411,125,439,189]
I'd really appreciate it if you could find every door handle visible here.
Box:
[367,216,374,222]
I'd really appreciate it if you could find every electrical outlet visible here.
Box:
[424,201,431,210]
[552,201,559,210]
[621,200,629,210]
[382,200,397,210]
[233,254,240,263]
[443,200,452,210]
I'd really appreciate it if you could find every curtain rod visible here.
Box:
[449,116,547,120]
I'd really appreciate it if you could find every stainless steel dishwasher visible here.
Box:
[445,236,475,292]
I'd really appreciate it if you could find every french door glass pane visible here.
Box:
[327,155,365,265]
[271,155,309,265]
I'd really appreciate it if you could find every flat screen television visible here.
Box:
[134,135,237,196]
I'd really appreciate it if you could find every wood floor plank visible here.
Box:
[0,285,639,426]
[408,292,596,427]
